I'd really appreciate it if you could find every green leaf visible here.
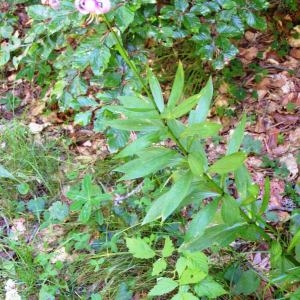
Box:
[116,131,166,158]
[221,195,242,225]
[126,237,155,259]
[184,251,208,272]
[49,201,69,221]
[152,258,167,276]
[115,148,180,180]
[27,197,45,218]
[0,164,16,180]
[74,111,92,126]
[270,241,282,268]
[115,282,132,300]
[176,257,187,278]
[27,5,52,20]
[114,5,135,32]
[0,48,10,66]
[165,93,203,119]
[17,183,30,195]
[259,177,270,215]
[234,165,252,202]
[162,236,175,257]
[148,278,178,296]
[188,152,207,177]
[179,268,207,285]
[288,230,300,253]
[168,61,184,109]
[181,223,247,252]
[106,119,163,131]
[171,292,199,300]
[185,198,219,241]
[194,277,227,298]
[208,152,247,175]
[234,270,260,295]
[181,122,222,138]
[79,203,92,223]
[245,11,267,30]
[106,128,129,153]
[189,77,213,124]
[148,68,164,113]
[143,171,193,224]
[227,114,246,155]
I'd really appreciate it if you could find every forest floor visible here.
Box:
[0,3,299,300]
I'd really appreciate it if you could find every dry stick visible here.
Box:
[114,181,144,205]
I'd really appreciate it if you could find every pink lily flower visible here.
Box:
[75,0,111,15]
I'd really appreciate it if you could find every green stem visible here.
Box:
[103,16,187,155]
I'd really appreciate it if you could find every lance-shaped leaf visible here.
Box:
[148,68,164,113]
[181,122,222,138]
[106,119,163,131]
[188,151,207,177]
[189,76,213,124]
[208,152,247,175]
[163,93,203,120]
[227,114,246,155]
[116,130,167,158]
[221,195,242,226]
[185,198,220,241]
[180,223,247,252]
[143,171,193,224]
[0,164,16,180]
[167,61,184,109]
[115,148,180,181]
[126,237,155,259]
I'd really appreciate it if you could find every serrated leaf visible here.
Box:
[179,268,207,285]
[176,257,187,278]
[171,292,199,300]
[115,148,179,180]
[234,270,260,295]
[185,198,219,241]
[181,122,222,138]
[152,258,167,276]
[148,278,178,296]
[168,61,184,109]
[208,152,247,175]
[194,277,227,298]
[126,237,155,259]
[162,236,175,257]
[227,114,246,155]
[148,68,164,113]
[143,171,193,224]
[0,164,16,180]
[189,77,213,124]
[184,251,208,272]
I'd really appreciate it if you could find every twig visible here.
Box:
[114,182,144,205]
